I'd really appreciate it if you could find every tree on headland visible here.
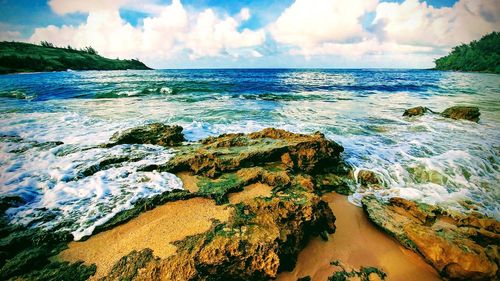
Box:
[83,46,98,55]
[40,41,54,48]
[434,31,500,73]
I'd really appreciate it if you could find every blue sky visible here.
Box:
[1,0,498,68]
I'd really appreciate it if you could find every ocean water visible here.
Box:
[0,69,499,240]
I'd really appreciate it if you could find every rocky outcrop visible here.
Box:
[362,196,499,280]
[90,127,346,280]
[106,123,185,147]
[109,193,335,281]
[402,105,481,122]
[441,106,480,122]
[151,128,344,178]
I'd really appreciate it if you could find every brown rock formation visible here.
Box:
[87,127,345,280]
[403,106,429,117]
[441,106,480,122]
[158,128,344,177]
[362,196,499,280]
[105,193,335,281]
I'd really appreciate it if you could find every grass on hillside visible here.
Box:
[0,41,151,74]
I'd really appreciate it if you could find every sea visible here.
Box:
[0,69,498,240]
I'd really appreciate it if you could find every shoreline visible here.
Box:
[1,125,498,280]
[58,188,441,280]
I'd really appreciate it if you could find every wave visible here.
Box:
[0,90,37,100]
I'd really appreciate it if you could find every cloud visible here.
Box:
[184,8,265,59]
[48,0,127,15]
[0,30,22,41]
[270,0,378,48]
[267,0,500,67]
[30,0,265,64]
[31,11,143,59]
[374,0,500,48]
[16,0,500,68]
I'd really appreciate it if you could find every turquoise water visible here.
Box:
[0,69,499,239]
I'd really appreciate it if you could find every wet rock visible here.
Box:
[129,192,336,281]
[357,170,381,186]
[107,123,185,147]
[403,106,429,117]
[315,173,353,195]
[329,260,387,281]
[0,203,95,281]
[362,196,499,280]
[158,128,344,177]
[441,106,480,122]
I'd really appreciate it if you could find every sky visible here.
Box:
[0,0,499,68]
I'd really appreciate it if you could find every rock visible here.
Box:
[129,193,336,281]
[362,196,499,280]
[357,170,380,186]
[107,123,185,147]
[441,106,480,122]
[403,106,429,117]
[157,128,344,178]
[94,128,348,281]
[329,260,387,281]
[102,249,156,281]
[315,173,353,195]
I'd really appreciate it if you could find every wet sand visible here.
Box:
[229,182,273,204]
[59,197,231,279]
[276,192,441,281]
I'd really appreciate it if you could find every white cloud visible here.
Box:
[0,30,22,41]
[30,0,265,65]
[268,0,500,67]
[31,11,142,59]
[270,0,378,48]
[18,0,500,68]
[375,0,500,48]
[184,8,265,59]
[48,0,127,15]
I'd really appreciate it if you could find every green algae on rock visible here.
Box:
[362,195,499,280]
[329,260,386,281]
[106,123,185,147]
[0,196,96,281]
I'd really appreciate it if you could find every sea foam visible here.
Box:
[1,139,182,240]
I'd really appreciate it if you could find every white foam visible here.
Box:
[1,140,182,240]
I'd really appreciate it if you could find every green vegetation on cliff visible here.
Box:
[434,32,500,73]
[0,41,151,74]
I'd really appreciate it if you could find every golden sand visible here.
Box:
[228,182,273,204]
[276,192,441,281]
[176,172,199,192]
[59,198,231,279]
